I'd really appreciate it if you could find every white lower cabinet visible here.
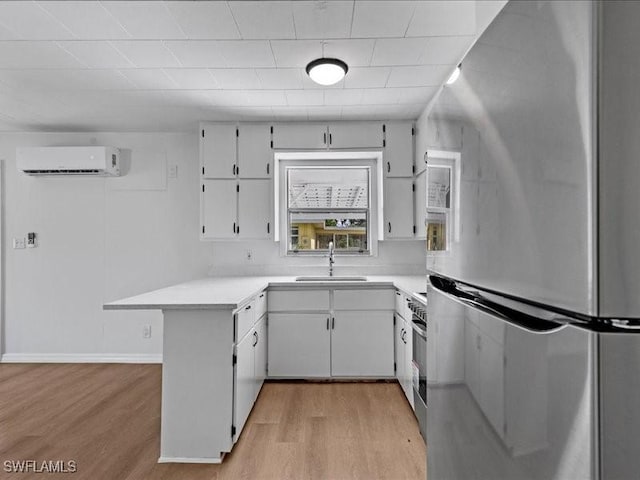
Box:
[233,329,255,443]
[232,294,268,443]
[268,313,331,377]
[331,311,394,377]
[254,315,267,393]
[267,288,394,378]
[395,304,414,408]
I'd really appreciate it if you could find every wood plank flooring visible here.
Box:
[0,364,426,479]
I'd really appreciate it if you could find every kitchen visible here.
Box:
[2,1,639,480]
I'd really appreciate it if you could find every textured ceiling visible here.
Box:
[0,1,506,132]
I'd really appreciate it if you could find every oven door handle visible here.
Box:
[410,320,427,339]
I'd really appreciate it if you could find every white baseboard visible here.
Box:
[0,353,162,364]
[158,456,223,464]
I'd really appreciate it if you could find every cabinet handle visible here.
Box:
[259,293,265,298]
[237,225,240,234]
[387,161,391,173]
[233,222,236,233]
[267,222,270,234]
[267,163,270,175]
[233,164,236,176]
[245,305,251,310]
[253,331,258,347]
[329,133,332,145]
[326,318,330,330]
[388,222,391,233]
[396,291,401,296]
[323,132,327,145]
[331,317,335,329]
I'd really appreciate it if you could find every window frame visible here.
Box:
[425,150,461,254]
[274,154,382,257]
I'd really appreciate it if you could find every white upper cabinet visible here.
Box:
[384,177,415,239]
[201,123,237,179]
[271,123,328,150]
[414,171,427,240]
[238,123,272,179]
[202,179,238,239]
[327,121,383,149]
[384,121,414,177]
[238,179,272,239]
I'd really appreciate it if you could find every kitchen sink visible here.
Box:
[295,276,368,282]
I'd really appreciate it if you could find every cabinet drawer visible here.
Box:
[333,289,394,311]
[236,301,255,341]
[394,290,405,314]
[268,290,330,311]
[255,290,267,319]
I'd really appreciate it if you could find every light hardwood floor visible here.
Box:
[0,364,426,480]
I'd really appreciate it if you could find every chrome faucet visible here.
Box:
[328,241,335,277]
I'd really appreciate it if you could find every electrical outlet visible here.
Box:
[168,165,178,178]
[246,250,252,261]
[13,238,26,249]
[143,325,152,339]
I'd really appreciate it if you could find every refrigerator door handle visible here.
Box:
[429,275,566,334]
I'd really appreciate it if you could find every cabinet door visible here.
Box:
[238,123,272,179]
[202,179,237,239]
[272,123,328,149]
[384,178,415,239]
[384,121,414,177]
[404,321,415,409]
[238,179,272,239]
[267,313,330,377]
[331,311,394,377]
[201,123,237,179]
[328,121,383,149]
[395,314,406,385]
[233,329,255,443]
[414,171,426,240]
[254,316,267,400]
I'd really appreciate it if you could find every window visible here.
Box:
[286,166,370,254]
[426,164,452,252]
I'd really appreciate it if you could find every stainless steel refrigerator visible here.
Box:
[425,1,640,479]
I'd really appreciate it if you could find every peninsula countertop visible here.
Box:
[103,275,427,311]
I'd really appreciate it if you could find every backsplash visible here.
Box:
[208,240,426,276]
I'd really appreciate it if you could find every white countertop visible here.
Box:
[104,275,427,311]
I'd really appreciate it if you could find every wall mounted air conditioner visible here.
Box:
[16,146,121,176]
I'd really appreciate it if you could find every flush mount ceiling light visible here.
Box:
[306,58,348,86]
[446,65,461,85]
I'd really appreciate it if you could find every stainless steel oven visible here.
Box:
[408,294,427,442]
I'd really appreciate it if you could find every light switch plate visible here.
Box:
[168,165,178,178]
[13,238,26,249]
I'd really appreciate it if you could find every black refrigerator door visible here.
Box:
[426,276,596,480]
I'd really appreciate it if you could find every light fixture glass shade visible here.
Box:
[446,65,461,85]
[306,58,348,86]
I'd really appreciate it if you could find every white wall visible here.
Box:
[1,132,212,360]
